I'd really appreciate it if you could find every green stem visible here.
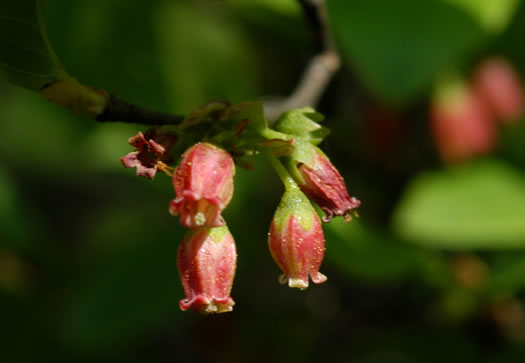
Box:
[265,151,298,191]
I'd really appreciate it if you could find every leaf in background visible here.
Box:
[0,167,33,251]
[441,0,520,33]
[60,227,185,352]
[393,160,525,249]
[226,0,300,16]
[328,0,486,104]
[0,0,66,90]
[154,1,259,113]
[487,252,525,295]
[324,218,450,287]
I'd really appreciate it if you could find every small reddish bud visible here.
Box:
[472,57,524,125]
[268,188,327,289]
[178,226,236,314]
[431,80,497,163]
[295,146,360,223]
[170,143,235,228]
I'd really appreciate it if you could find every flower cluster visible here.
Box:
[121,104,360,313]
[170,143,237,313]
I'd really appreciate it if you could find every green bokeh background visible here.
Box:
[3,0,525,362]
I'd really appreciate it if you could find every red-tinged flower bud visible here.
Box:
[431,79,497,163]
[178,226,236,313]
[268,188,327,289]
[289,142,360,223]
[472,58,524,125]
[169,143,235,228]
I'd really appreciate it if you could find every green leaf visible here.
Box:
[0,0,66,90]
[328,0,486,104]
[274,107,329,146]
[441,0,520,33]
[226,0,300,15]
[393,160,525,249]
[487,252,525,295]
[60,226,185,352]
[325,218,450,286]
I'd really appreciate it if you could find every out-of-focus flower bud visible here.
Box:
[472,57,524,125]
[287,141,360,222]
[431,78,497,163]
[268,188,327,289]
[178,226,236,313]
[169,143,235,228]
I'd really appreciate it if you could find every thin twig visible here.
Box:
[263,0,341,121]
[96,94,185,126]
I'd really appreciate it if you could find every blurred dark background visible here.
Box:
[3,0,525,362]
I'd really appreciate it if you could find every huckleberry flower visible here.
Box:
[287,142,360,223]
[121,130,176,179]
[178,226,236,313]
[170,143,235,228]
[268,187,327,289]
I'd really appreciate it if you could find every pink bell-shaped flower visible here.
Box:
[177,226,237,313]
[170,143,235,228]
[268,188,327,289]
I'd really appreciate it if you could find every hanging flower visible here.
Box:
[169,143,235,228]
[178,226,237,313]
[268,188,327,289]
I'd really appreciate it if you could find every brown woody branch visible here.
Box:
[96,94,185,126]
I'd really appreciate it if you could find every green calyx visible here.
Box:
[273,188,317,232]
[284,139,319,185]
[208,225,231,243]
[266,151,318,231]
[273,107,330,145]
[184,225,230,244]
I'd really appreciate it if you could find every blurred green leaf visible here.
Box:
[0,0,66,90]
[227,0,300,15]
[61,227,185,352]
[441,0,520,33]
[501,120,525,167]
[0,167,30,249]
[328,0,486,104]
[325,218,449,286]
[487,252,525,295]
[154,2,259,113]
[393,160,525,249]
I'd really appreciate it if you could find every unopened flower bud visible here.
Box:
[268,188,327,289]
[178,226,236,313]
[170,143,235,228]
[288,142,360,222]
